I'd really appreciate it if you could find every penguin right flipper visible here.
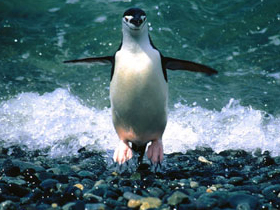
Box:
[163,57,218,75]
[63,56,114,65]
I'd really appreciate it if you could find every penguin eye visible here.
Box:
[124,15,133,22]
[141,15,146,22]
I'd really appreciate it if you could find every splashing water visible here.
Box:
[1,89,279,157]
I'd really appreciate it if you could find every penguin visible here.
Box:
[64,8,217,165]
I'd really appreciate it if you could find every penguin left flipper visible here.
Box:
[163,56,218,75]
[63,56,114,65]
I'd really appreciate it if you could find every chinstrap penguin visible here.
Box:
[64,8,217,166]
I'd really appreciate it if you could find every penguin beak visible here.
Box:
[130,17,143,27]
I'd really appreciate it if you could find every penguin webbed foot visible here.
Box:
[113,140,133,164]
[146,139,163,163]
[112,141,164,173]
[112,158,136,174]
[150,161,162,173]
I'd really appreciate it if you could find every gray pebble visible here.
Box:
[167,191,189,206]
[85,203,106,210]
[123,191,143,200]
[0,200,17,210]
[262,184,280,199]
[228,193,258,209]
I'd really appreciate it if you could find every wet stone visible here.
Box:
[128,199,141,208]
[77,170,95,179]
[105,198,124,208]
[83,192,103,203]
[40,179,59,191]
[127,197,162,210]
[12,160,45,172]
[130,172,141,180]
[228,177,244,185]
[236,202,251,210]
[38,171,55,181]
[196,193,218,210]
[0,200,17,210]
[72,200,85,210]
[190,181,199,189]
[0,183,9,195]
[94,179,105,187]
[22,169,41,185]
[1,145,280,209]
[167,191,190,206]
[251,175,266,184]
[123,191,143,200]
[55,174,69,184]
[262,184,280,200]
[104,189,119,199]
[274,156,280,165]
[48,164,73,176]
[86,186,106,197]
[267,169,280,178]
[140,197,162,210]
[62,185,83,202]
[228,193,259,209]
[8,183,30,197]
[257,155,275,166]
[62,202,75,210]
[3,166,20,177]
[84,203,106,210]
[1,176,26,186]
[178,203,197,210]
[147,187,165,198]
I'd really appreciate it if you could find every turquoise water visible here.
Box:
[0,0,280,157]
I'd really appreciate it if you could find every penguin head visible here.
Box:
[122,8,147,33]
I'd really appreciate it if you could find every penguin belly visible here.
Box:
[110,49,168,145]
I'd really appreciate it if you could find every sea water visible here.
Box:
[0,0,279,157]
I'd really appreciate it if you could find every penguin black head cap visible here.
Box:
[123,8,147,28]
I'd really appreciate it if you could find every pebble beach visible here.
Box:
[1,146,280,210]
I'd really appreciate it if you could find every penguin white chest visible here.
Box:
[110,48,168,139]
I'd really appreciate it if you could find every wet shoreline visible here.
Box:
[1,146,280,210]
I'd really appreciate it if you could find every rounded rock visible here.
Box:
[40,179,59,191]
[140,197,162,210]
[83,192,103,203]
[167,191,189,206]
[8,183,30,197]
[229,193,258,209]
[190,181,199,189]
[236,202,251,210]
[228,177,244,185]
[147,187,165,198]
[84,203,106,210]
[127,199,141,208]
[196,194,218,210]
[262,184,280,200]
[0,200,17,210]
[74,183,84,191]
[123,192,143,200]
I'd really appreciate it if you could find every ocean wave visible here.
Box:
[0,88,279,157]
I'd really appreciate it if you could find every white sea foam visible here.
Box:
[0,89,279,157]
[0,89,117,157]
[66,0,79,4]
[165,99,280,156]
[268,35,280,46]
